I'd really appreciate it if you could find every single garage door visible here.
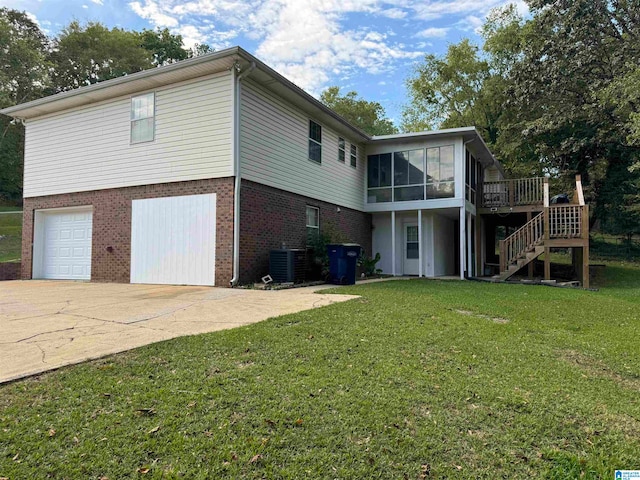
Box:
[130,193,216,286]
[35,208,93,280]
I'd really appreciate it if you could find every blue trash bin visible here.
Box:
[327,243,361,285]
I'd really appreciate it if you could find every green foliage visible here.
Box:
[401,5,540,178]
[0,115,24,203]
[357,251,381,276]
[508,0,640,231]
[403,1,640,234]
[139,28,188,66]
[320,86,397,136]
[306,221,351,279]
[0,8,49,202]
[49,21,155,91]
[188,43,214,57]
[1,262,640,477]
[0,8,50,108]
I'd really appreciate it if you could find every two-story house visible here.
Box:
[1,46,589,287]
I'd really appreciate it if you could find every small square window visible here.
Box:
[306,205,319,245]
[350,144,357,168]
[131,92,155,144]
[309,120,322,163]
[338,137,345,162]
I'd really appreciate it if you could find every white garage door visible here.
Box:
[37,209,93,280]
[130,193,216,286]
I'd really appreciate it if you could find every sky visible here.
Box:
[3,0,528,123]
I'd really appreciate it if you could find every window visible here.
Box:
[306,206,320,245]
[367,145,454,203]
[309,120,322,163]
[350,144,357,168]
[367,153,392,203]
[406,225,419,259]
[131,92,155,143]
[338,137,345,162]
[465,150,480,204]
[426,145,455,199]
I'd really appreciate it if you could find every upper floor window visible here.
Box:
[350,144,357,168]
[367,145,454,203]
[465,150,480,204]
[306,205,320,245]
[309,120,322,163]
[427,145,455,199]
[131,92,155,144]
[338,137,346,162]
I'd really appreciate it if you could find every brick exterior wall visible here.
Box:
[239,179,372,284]
[22,178,234,285]
[0,262,21,281]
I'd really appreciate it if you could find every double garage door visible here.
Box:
[33,194,216,286]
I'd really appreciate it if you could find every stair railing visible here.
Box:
[499,211,545,272]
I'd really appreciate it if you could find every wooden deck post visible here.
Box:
[527,211,534,279]
[508,179,515,207]
[582,204,589,288]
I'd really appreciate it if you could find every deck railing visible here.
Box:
[499,211,545,271]
[549,205,585,238]
[482,177,545,208]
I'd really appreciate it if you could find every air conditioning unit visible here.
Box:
[269,249,306,283]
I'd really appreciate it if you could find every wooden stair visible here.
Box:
[493,245,545,281]
[486,174,590,287]
[494,211,545,281]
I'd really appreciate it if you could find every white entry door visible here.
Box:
[403,223,419,275]
[35,208,93,280]
[130,193,216,286]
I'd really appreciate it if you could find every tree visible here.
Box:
[49,21,155,92]
[139,28,188,65]
[320,86,397,136]
[509,0,640,233]
[402,5,539,177]
[188,43,214,58]
[0,8,49,203]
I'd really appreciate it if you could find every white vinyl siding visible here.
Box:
[484,165,503,182]
[23,72,233,198]
[240,81,365,211]
[130,194,216,286]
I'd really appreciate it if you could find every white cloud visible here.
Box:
[416,27,449,38]
[129,0,179,27]
[91,0,104,5]
[412,0,515,21]
[380,8,407,19]
[123,0,529,95]
[82,4,89,8]
[457,15,485,34]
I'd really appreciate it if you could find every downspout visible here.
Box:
[230,61,256,287]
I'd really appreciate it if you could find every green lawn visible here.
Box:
[0,209,22,262]
[1,263,639,479]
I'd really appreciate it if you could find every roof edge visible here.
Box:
[370,126,477,141]
[0,46,243,118]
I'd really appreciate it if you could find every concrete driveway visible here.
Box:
[0,281,359,383]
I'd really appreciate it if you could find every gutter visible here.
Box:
[229,61,256,287]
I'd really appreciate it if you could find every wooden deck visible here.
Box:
[480,175,590,287]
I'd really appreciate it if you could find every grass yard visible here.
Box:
[1,263,639,479]
[0,207,22,263]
